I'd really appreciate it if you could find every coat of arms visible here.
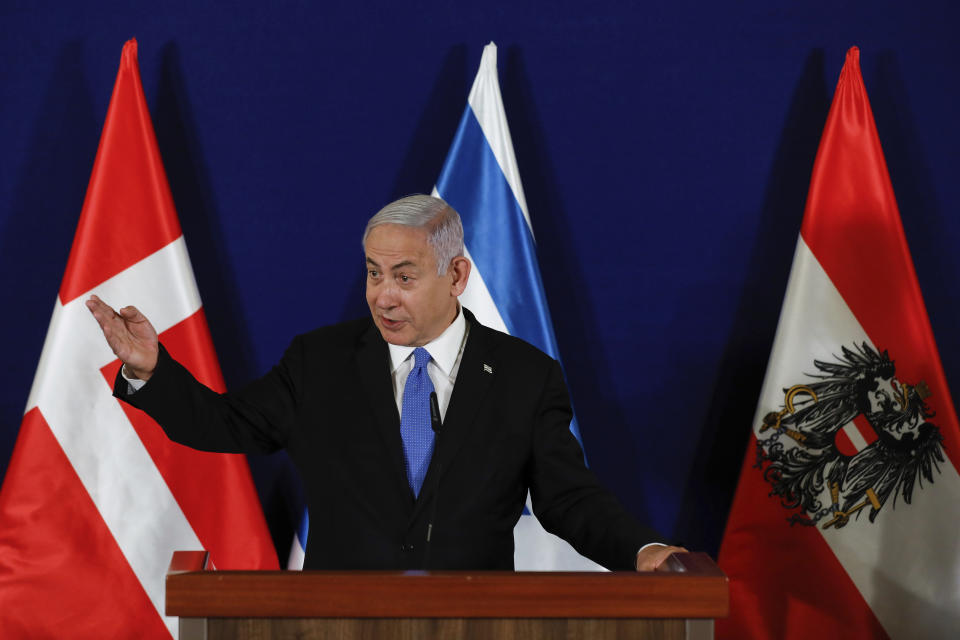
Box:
[755,343,945,529]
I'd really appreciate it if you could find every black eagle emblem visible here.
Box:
[755,343,945,528]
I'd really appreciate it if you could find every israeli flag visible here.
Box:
[434,42,603,571]
[287,505,308,570]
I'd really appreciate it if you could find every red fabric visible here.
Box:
[59,39,182,305]
[719,47,959,638]
[102,309,277,570]
[717,438,889,639]
[0,39,278,639]
[834,416,878,457]
[800,47,960,470]
[0,410,171,638]
[834,428,858,458]
[851,414,879,448]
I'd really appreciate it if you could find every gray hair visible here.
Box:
[362,195,465,275]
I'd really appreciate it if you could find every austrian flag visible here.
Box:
[718,48,960,639]
[0,40,277,638]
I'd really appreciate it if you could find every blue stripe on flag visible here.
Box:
[297,509,309,547]
[436,105,583,447]
[437,108,556,357]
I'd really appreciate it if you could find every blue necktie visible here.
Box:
[400,347,436,497]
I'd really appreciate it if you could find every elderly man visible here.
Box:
[87,195,681,571]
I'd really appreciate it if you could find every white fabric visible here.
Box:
[388,305,467,421]
[27,237,204,637]
[756,236,960,638]
[467,43,532,233]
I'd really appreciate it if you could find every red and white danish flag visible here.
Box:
[0,40,278,638]
[718,48,960,639]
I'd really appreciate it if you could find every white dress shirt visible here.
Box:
[387,305,468,422]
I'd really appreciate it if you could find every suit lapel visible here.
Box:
[354,323,414,506]
[413,312,497,519]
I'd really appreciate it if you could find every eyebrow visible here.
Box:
[366,257,417,271]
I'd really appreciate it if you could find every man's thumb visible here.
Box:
[119,306,141,320]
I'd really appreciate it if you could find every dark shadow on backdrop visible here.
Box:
[389,45,469,201]
[152,42,293,562]
[0,43,98,486]
[153,43,257,389]
[336,45,472,324]
[673,50,831,556]
[500,46,655,530]
[870,51,960,390]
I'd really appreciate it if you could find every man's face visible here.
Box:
[364,224,459,346]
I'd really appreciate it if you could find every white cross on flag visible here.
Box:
[718,47,960,639]
[0,40,278,638]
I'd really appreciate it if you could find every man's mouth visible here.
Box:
[381,317,405,329]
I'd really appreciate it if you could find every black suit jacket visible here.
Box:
[115,309,659,570]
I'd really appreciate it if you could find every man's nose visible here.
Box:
[375,282,399,308]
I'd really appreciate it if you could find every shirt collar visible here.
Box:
[388,305,466,377]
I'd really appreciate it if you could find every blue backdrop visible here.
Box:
[2,1,959,559]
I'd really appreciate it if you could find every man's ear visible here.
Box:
[449,256,471,297]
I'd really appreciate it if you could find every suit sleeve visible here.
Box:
[112,338,306,454]
[527,359,663,570]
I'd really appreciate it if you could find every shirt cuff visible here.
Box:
[638,542,667,554]
[121,365,147,393]
[635,542,668,569]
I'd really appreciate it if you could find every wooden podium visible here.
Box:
[166,551,728,639]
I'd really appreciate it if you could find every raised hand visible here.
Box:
[85,294,159,381]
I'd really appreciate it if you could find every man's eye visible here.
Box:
[368,270,379,278]
[399,274,410,283]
